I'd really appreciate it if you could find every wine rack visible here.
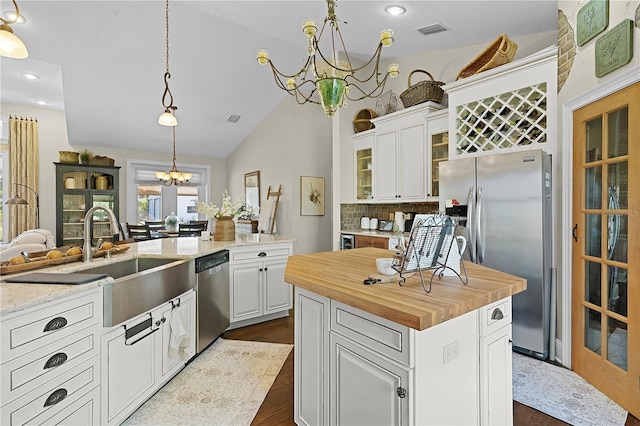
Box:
[455,82,548,155]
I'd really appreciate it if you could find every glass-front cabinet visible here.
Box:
[353,132,374,202]
[55,163,120,247]
[427,110,449,199]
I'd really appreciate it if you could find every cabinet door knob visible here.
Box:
[396,387,406,398]
[491,308,504,320]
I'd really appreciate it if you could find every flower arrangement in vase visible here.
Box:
[164,212,180,232]
[195,191,254,240]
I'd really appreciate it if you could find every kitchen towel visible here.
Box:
[168,310,192,362]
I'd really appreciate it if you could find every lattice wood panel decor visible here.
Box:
[455,83,548,155]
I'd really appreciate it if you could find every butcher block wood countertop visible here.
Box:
[284,247,527,331]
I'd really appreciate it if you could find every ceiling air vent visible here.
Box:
[416,23,450,37]
[227,115,241,123]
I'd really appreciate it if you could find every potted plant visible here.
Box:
[164,212,180,232]
[79,149,92,164]
[195,190,248,240]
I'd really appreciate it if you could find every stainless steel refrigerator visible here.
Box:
[439,149,552,358]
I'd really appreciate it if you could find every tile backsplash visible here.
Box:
[341,202,440,229]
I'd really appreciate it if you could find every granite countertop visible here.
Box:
[284,247,527,331]
[0,234,295,317]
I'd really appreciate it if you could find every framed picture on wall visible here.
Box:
[300,176,324,216]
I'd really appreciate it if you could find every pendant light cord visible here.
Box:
[161,0,175,111]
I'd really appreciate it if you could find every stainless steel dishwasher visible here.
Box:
[195,250,230,353]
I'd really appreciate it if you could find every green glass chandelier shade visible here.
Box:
[316,77,346,118]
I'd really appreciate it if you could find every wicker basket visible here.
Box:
[399,70,445,108]
[88,155,115,167]
[456,34,518,80]
[59,151,79,163]
[353,109,378,133]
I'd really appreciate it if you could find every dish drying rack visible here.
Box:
[392,214,468,294]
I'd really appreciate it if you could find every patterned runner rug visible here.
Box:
[512,352,627,425]
[123,338,293,425]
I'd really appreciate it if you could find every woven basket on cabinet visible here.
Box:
[399,70,445,108]
[456,34,518,80]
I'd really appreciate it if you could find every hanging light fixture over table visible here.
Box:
[257,0,399,118]
[155,0,190,186]
[0,0,28,59]
[155,126,192,186]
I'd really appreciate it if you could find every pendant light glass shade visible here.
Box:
[158,109,178,126]
[0,23,28,59]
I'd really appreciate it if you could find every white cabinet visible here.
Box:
[229,243,293,328]
[294,287,514,426]
[479,298,513,426]
[443,46,557,160]
[351,102,446,204]
[101,290,195,426]
[0,288,102,426]
[426,109,449,199]
[330,332,409,425]
[353,132,375,202]
[375,122,427,202]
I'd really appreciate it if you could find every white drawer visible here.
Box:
[479,297,512,337]
[35,385,100,426]
[1,355,99,426]
[1,328,100,406]
[230,243,292,262]
[1,289,102,363]
[331,300,411,367]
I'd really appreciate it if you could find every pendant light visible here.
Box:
[257,0,399,118]
[154,0,190,186]
[0,0,28,59]
[158,0,177,126]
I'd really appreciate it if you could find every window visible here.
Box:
[127,160,209,225]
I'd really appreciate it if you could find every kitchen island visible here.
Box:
[284,247,526,426]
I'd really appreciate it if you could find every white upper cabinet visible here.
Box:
[443,46,558,159]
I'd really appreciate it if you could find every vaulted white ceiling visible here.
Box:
[1,1,557,159]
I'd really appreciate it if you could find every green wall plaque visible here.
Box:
[577,0,609,46]
[595,20,634,78]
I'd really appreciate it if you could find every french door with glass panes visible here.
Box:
[571,82,639,418]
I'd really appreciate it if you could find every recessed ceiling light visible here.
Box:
[3,11,26,24]
[34,99,49,105]
[385,5,406,16]
[21,72,40,80]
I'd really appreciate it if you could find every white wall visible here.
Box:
[226,96,333,255]
[0,101,226,239]
[556,0,640,365]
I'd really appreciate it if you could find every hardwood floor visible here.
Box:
[223,313,640,426]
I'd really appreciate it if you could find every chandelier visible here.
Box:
[158,0,177,126]
[155,125,192,186]
[257,0,399,118]
[0,0,28,59]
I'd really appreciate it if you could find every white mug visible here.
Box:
[201,231,211,241]
[442,235,467,276]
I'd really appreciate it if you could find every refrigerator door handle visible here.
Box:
[476,186,485,264]
[467,186,476,263]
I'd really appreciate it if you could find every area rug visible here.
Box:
[512,352,628,425]
[123,338,293,426]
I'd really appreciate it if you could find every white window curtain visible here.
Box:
[8,116,39,240]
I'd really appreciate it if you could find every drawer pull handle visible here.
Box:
[258,251,267,257]
[43,317,68,332]
[44,388,68,407]
[44,352,68,369]
[491,308,504,320]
